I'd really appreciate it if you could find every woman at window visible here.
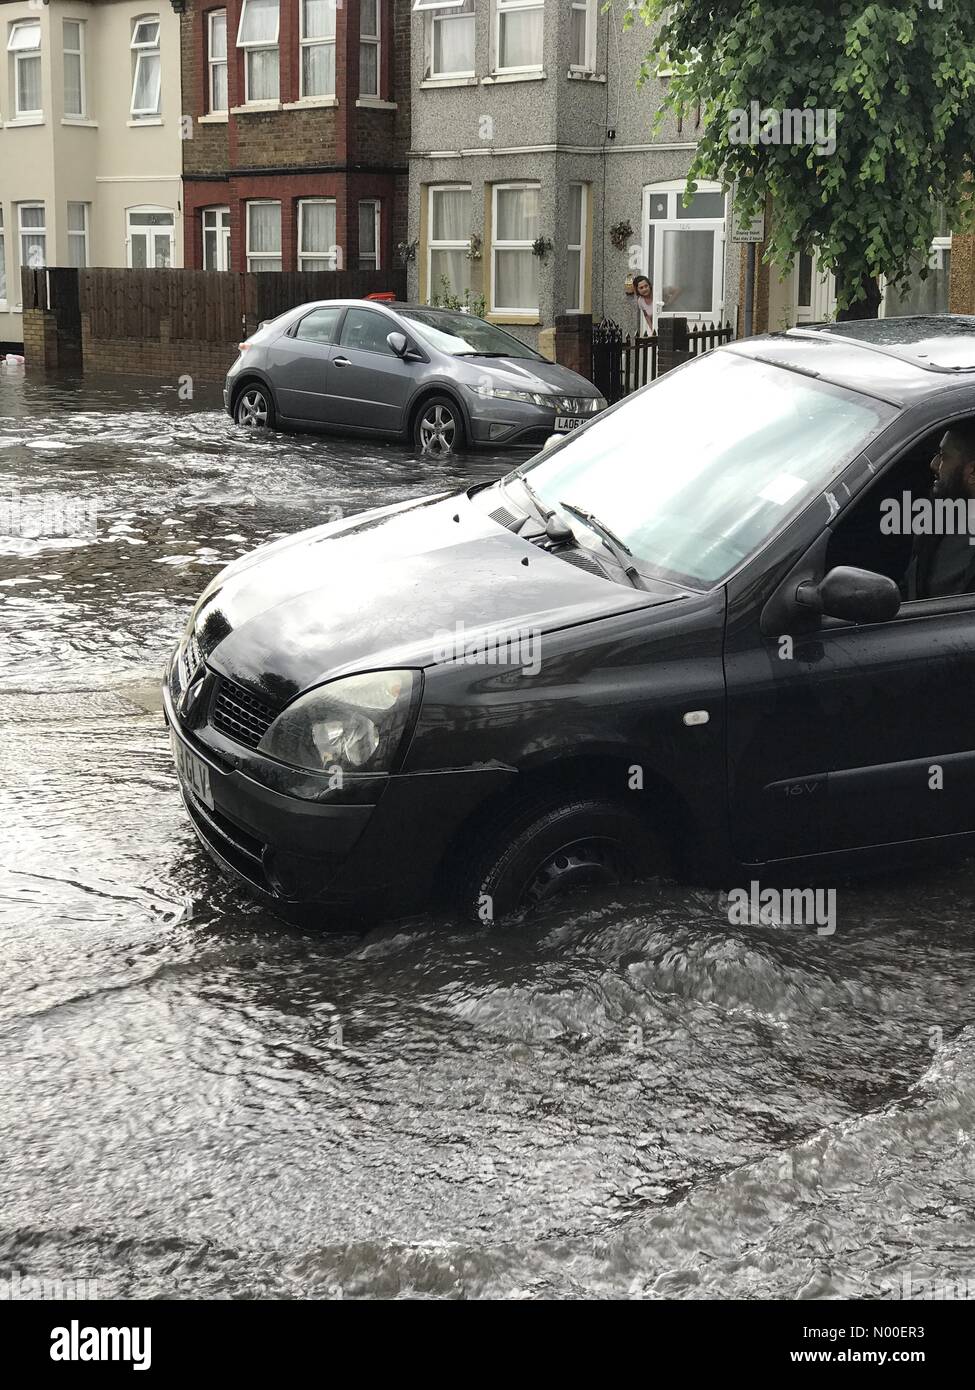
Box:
[633,273,654,335]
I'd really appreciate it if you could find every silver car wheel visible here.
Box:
[418,403,457,456]
[236,388,269,427]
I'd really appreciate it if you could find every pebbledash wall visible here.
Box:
[179,0,410,276]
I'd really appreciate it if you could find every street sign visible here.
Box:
[732,209,765,243]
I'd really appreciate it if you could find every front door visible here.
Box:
[324,306,416,432]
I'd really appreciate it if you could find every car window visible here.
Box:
[294,307,342,344]
[399,308,545,360]
[340,308,395,354]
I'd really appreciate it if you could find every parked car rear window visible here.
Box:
[399,309,544,360]
[294,307,342,344]
[515,351,896,588]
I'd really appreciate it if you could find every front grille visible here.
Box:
[211,676,279,749]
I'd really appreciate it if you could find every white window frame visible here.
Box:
[0,209,7,308]
[126,205,174,268]
[424,0,475,80]
[300,0,336,98]
[202,205,231,270]
[494,0,543,76]
[358,199,381,269]
[237,0,280,104]
[62,19,86,119]
[427,183,471,302]
[297,197,338,271]
[640,180,727,325]
[9,20,43,119]
[568,0,595,73]
[490,180,540,315]
[566,182,588,313]
[208,9,228,113]
[360,0,381,97]
[130,14,162,118]
[67,202,89,268]
[18,202,47,272]
[246,199,281,271]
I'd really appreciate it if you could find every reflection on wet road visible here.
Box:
[2,367,974,1300]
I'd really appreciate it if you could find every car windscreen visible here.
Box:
[398,309,544,360]
[510,351,897,588]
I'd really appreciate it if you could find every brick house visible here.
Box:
[178,0,410,275]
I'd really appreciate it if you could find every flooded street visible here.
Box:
[2,366,975,1301]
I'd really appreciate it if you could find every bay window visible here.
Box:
[130,16,161,118]
[358,200,380,269]
[208,10,228,112]
[237,0,279,103]
[9,21,42,119]
[418,0,475,80]
[63,20,86,118]
[67,203,89,268]
[247,201,281,271]
[495,0,543,73]
[360,0,381,97]
[301,0,336,97]
[491,182,540,315]
[298,198,338,270]
[18,204,47,271]
[427,185,471,300]
[569,0,594,72]
[566,183,588,312]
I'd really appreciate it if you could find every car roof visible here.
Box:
[727,315,975,407]
[288,300,458,315]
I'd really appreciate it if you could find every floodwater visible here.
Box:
[1,364,975,1301]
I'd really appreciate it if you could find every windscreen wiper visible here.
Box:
[558,501,647,590]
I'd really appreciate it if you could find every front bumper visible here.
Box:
[465,395,604,450]
[163,663,514,916]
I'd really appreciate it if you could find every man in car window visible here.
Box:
[909,423,975,599]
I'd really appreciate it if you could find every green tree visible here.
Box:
[630,0,975,318]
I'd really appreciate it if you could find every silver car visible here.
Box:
[224,299,607,454]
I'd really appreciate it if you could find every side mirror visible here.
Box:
[387,331,408,357]
[796,565,901,625]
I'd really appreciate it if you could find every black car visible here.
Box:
[166,316,975,923]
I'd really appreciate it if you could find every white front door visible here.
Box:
[642,184,727,326]
[203,207,231,271]
[795,249,836,323]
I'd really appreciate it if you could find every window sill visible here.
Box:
[4,115,44,128]
[198,111,229,124]
[567,70,606,83]
[127,116,163,126]
[230,102,282,114]
[482,71,546,85]
[282,96,338,109]
[355,96,397,110]
[61,116,98,127]
[420,76,477,89]
[487,313,541,325]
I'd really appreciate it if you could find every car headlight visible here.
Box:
[472,385,554,407]
[258,670,417,775]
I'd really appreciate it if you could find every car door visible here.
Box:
[724,420,975,865]
[323,307,416,433]
[265,306,344,423]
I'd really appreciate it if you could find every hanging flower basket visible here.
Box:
[531,236,554,260]
[609,220,633,251]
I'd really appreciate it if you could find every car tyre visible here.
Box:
[453,795,661,925]
[234,382,276,429]
[414,395,465,457]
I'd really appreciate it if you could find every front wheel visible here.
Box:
[234,382,275,429]
[413,395,465,456]
[453,796,661,925]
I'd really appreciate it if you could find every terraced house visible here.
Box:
[407,0,743,348]
[178,0,410,274]
[0,0,183,348]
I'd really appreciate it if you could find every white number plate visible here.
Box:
[171,731,214,810]
[554,416,584,432]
